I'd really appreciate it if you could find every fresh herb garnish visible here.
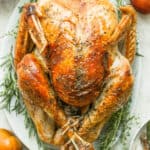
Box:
[96,98,135,150]
[0,49,24,113]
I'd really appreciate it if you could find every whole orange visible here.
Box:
[0,129,22,150]
[131,0,150,14]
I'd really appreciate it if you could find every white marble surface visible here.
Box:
[0,0,19,131]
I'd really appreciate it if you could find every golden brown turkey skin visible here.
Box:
[38,0,115,107]
[50,40,107,107]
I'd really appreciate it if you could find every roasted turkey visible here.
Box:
[14,0,136,149]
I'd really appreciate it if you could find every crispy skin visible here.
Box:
[50,39,107,107]
[17,54,67,127]
[38,0,118,106]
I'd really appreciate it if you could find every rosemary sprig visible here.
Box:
[97,107,124,150]
[0,49,24,113]
[97,98,134,150]
[119,100,137,144]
